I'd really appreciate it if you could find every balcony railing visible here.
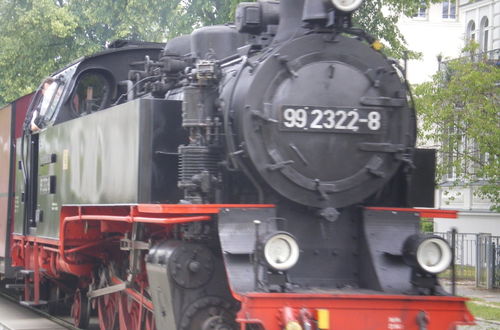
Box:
[468,48,499,64]
[442,48,500,66]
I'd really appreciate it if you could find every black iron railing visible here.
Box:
[435,231,500,289]
[442,48,500,66]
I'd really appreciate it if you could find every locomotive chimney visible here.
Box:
[273,0,307,43]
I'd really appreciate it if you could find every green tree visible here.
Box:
[0,0,425,105]
[164,0,241,38]
[0,0,77,103]
[0,0,176,104]
[414,45,500,211]
[354,0,423,59]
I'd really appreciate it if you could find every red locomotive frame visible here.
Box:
[10,204,474,329]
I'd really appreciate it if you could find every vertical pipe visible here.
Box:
[451,228,456,296]
[34,242,40,304]
[24,242,31,302]
[253,220,261,291]
[273,0,306,44]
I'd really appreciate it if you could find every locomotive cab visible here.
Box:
[14,44,168,237]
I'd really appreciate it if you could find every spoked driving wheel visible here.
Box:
[71,288,90,329]
[118,293,141,330]
[98,292,119,330]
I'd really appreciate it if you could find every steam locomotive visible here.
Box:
[0,0,474,329]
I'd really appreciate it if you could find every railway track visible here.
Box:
[0,289,82,330]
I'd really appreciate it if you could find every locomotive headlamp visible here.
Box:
[262,232,300,271]
[403,234,452,274]
[416,237,452,274]
[331,0,364,12]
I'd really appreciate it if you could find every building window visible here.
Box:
[443,125,462,181]
[467,20,476,42]
[470,139,489,179]
[413,1,428,18]
[442,0,457,19]
[480,17,489,52]
[443,127,490,181]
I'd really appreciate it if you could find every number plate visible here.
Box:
[279,106,384,134]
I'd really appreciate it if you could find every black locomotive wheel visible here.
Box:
[180,297,237,330]
[71,288,90,329]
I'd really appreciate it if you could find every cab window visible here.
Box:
[30,78,65,132]
[71,72,112,117]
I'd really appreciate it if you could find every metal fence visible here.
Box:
[434,232,500,289]
[476,234,500,289]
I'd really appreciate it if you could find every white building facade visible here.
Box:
[461,0,500,52]
[398,0,500,235]
[398,1,464,84]
[434,0,500,235]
